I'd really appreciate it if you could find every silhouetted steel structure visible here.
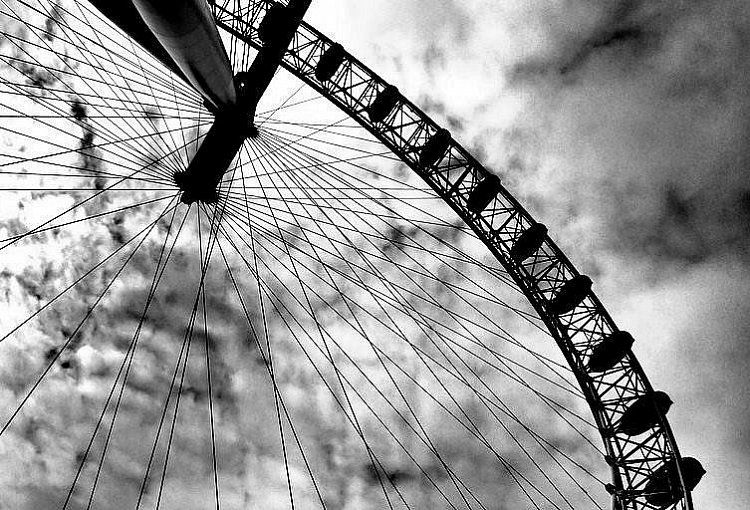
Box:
[0,0,704,507]
[202,2,703,508]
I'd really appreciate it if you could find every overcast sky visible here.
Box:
[2,0,748,508]
[304,1,750,509]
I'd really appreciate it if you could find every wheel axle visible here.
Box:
[174,74,260,205]
[175,0,312,205]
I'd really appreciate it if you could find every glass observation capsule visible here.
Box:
[616,391,673,437]
[419,129,451,168]
[548,275,592,315]
[316,43,346,82]
[587,331,635,373]
[258,3,289,45]
[368,85,400,123]
[509,223,548,263]
[467,174,502,214]
[644,457,706,507]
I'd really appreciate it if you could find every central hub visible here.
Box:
[175,0,312,205]
[174,74,258,205]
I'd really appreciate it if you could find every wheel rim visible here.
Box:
[0,1,696,509]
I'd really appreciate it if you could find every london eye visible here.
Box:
[0,1,705,508]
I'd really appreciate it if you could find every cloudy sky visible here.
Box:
[303,0,750,508]
[1,0,748,509]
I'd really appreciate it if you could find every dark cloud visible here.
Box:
[15,57,58,92]
[508,0,663,79]
[71,99,106,190]
[417,95,464,132]
[43,1,64,43]
[496,0,750,269]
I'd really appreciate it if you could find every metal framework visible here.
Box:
[207,1,695,509]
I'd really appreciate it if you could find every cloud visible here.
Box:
[478,0,750,266]
[43,1,64,43]
[71,99,108,191]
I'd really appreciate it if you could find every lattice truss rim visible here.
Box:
[208,1,697,509]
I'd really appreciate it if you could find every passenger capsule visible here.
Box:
[548,275,592,315]
[466,174,502,214]
[644,457,705,507]
[587,331,635,373]
[509,223,547,263]
[616,391,672,437]
[315,43,345,82]
[368,85,399,123]
[258,3,288,45]
[419,129,451,168]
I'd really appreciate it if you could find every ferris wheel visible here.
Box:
[0,1,705,509]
